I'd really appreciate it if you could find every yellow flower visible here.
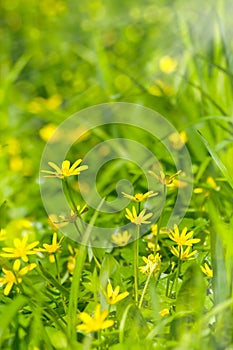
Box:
[170,245,198,261]
[38,232,63,263]
[41,159,88,179]
[159,308,170,317]
[102,282,129,304]
[168,131,188,150]
[148,80,174,96]
[125,206,152,225]
[169,225,200,246]
[122,191,158,202]
[59,204,88,223]
[39,123,61,143]
[0,229,6,241]
[194,176,220,195]
[77,304,114,333]
[0,259,37,295]
[67,244,78,275]
[111,231,131,246]
[159,55,178,74]
[48,214,68,230]
[139,253,161,276]
[0,235,39,262]
[201,263,213,278]
[149,170,182,187]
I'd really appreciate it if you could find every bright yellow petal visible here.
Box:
[48,161,61,173]
[70,159,82,172]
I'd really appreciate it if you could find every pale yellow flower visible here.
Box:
[111,231,131,246]
[77,304,114,333]
[122,191,158,202]
[0,259,37,295]
[201,263,213,278]
[149,170,182,187]
[159,55,178,74]
[170,245,198,261]
[41,159,88,179]
[168,131,188,150]
[139,253,161,276]
[0,229,6,242]
[0,235,39,262]
[102,282,129,305]
[159,308,170,317]
[125,206,153,225]
[169,225,200,246]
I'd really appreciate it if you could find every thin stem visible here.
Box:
[134,225,140,305]
[139,263,158,309]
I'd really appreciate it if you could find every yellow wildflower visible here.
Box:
[39,123,61,143]
[201,263,213,278]
[139,253,161,276]
[111,230,131,246]
[159,308,170,317]
[149,169,182,187]
[41,159,88,179]
[0,229,6,241]
[159,55,178,74]
[148,80,174,96]
[59,204,88,223]
[48,214,68,230]
[37,232,63,263]
[125,206,152,226]
[0,259,37,295]
[0,235,39,262]
[77,304,114,333]
[67,244,78,275]
[170,245,198,260]
[122,191,158,202]
[102,282,129,305]
[168,131,188,150]
[194,176,220,195]
[169,225,200,246]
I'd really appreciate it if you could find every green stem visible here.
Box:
[139,263,158,309]
[134,225,140,305]
[67,198,105,342]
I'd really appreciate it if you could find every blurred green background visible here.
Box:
[1,0,232,221]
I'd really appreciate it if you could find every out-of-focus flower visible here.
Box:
[0,235,39,262]
[159,308,170,317]
[122,191,158,202]
[0,229,6,242]
[139,253,161,276]
[77,304,114,333]
[194,176,220,195]
[159,56,178,74]
[125,206,152,225]
[102,282,129,304]
[39,123,61,143]
[149,170,182,188]
[41,159,88,179]
[112,230,131,246]
[201,263,213,278]
[148,80,174,96]
[0,259,37,295]
[168,131,188,150]
[67,244,78,275]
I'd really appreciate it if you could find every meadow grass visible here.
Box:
[0,0,233,349]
